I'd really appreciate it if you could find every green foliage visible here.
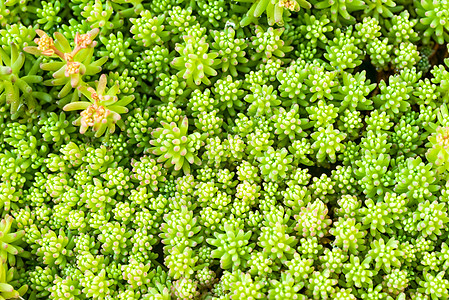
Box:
[63,74,135,137]
[98,31,133,70]
[330,218,366,254]
[239,0,311,26]
[426,110,449,173]
[24,28,107,99]
[207,222,254,270]
[5,1,449,299]
[172,34,218,86]
[416,0,449,44]
[313,0,365,24]
[251,26,292,62]
[0,261,27,299]
[0,44,49,118]
[211,27,248,77]
[150,116,205,174]
[130,10,169,47]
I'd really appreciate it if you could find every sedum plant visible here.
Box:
[24,28,107,99]
[63,74,134,137]
[149,116,205,174]
[0,44,50,118]
[4,1,449,300]
[238,0,312,26]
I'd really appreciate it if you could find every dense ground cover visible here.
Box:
[2,0,449,299]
